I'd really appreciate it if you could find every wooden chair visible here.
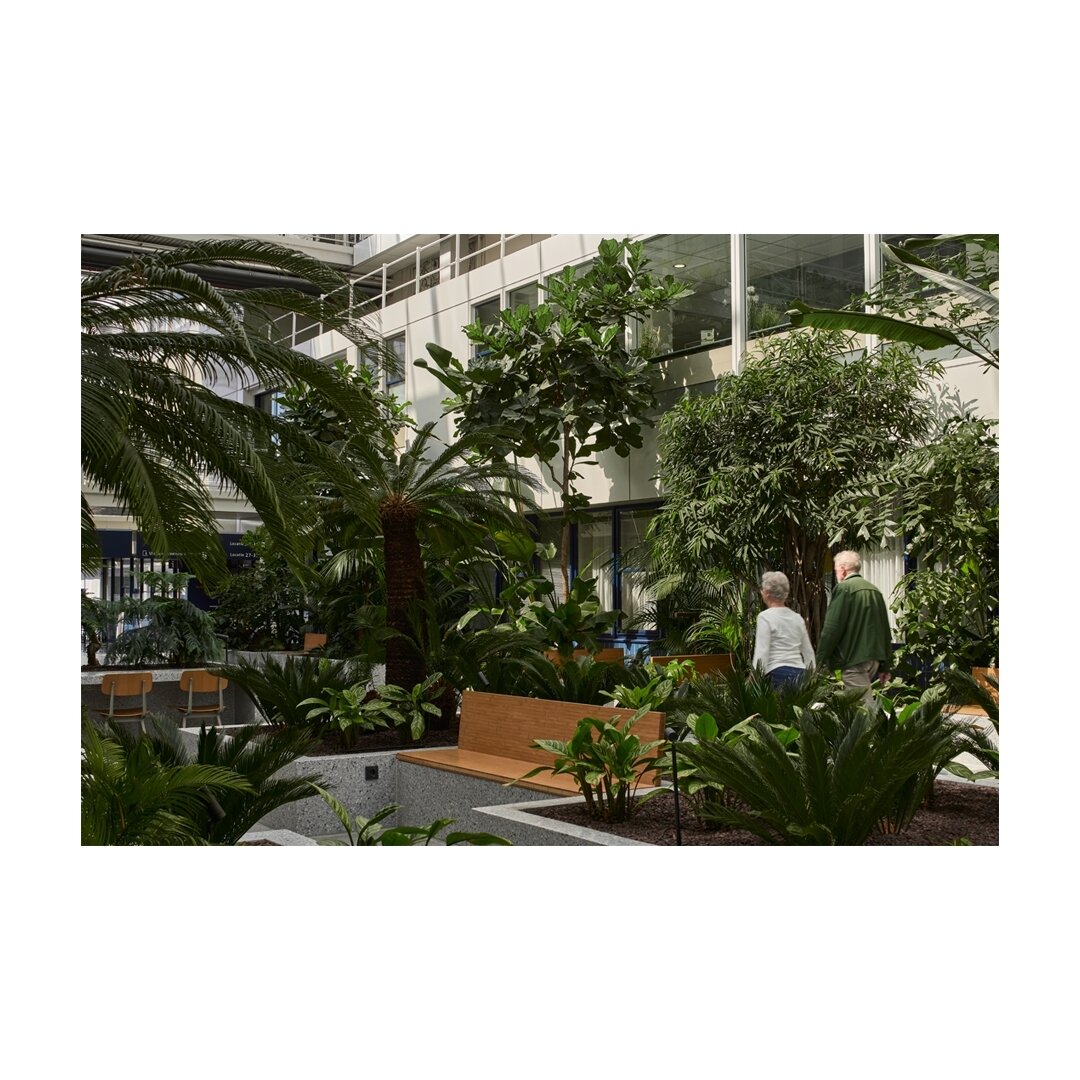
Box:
[178,669,229,729]
[97,672,153,732]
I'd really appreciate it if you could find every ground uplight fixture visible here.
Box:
[674,262,686,268]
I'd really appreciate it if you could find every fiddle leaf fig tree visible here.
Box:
[418,237,692,594]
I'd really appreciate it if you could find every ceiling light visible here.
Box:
[673,262,686,268]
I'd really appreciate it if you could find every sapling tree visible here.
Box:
[651,328,936,643]
[419,237,691,595]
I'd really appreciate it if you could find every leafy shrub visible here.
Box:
[517,706,667,822]
[675,689,965,844]
[302,672,444,742]
[81,715,254,845]
[214,654,371,729]
[311,790,511,845]
[102,572,224,667]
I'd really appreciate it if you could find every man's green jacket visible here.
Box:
[815,573,892,671]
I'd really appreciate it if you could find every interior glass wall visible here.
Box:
[639,235,732,356]
[745,234,864,338]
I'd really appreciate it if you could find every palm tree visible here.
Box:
[326,423,540,691]
[82,236,391,584]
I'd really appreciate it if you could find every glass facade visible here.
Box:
[640,234,732,355]
[745,234,864,338]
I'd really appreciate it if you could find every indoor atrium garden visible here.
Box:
[80,234,998,846]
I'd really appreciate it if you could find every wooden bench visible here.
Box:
[544,647,625,666]
[650,653,735,679]
[396,689,665,797]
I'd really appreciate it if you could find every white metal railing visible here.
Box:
[270,235,545,347]
[278,233,370,247]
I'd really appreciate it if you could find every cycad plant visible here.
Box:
[213,654,372,729]
[322,422,541,691]
[81,715,255,845]
[675,688,964,845]
[82,236,392,583]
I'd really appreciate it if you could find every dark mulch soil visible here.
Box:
[530,779,998,845]
[237,839,279,845]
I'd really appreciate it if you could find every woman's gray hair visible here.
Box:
[760,571,790,601]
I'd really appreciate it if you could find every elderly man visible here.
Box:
[815,550,893,697]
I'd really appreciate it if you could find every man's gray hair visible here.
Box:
[834,550,862,573]
[760,570,790,601]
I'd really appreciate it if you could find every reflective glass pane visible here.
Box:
[746,234,864,338]
[619,510,655,623]
[641,234,731,355]
[508,281,539,311]
[578,515,614,610]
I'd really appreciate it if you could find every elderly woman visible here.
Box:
[752,571,815,690]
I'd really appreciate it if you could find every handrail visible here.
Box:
[268,235,544,347]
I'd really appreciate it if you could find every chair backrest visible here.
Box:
[180,669,227,693]
[303,632,328,652]
[100,672,153,697]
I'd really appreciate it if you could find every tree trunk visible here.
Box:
[559,423,572,599]
[379,497,428,692]
[783,521,830,646]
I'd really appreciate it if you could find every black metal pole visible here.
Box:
[670,733,682,846]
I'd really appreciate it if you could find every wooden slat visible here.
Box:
[397,746,661,796]
[396,691,666,795]
[651,653,735,679]
[456,691,662,765]
[544,648,625,666]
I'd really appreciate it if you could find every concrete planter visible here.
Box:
[473,796,654,846]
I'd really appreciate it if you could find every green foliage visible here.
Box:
[104,572,224,667]
[310,791,511,845]
[845,414,998,672]
[81,715,255,845]
[214,654,372,728]
[600,662,682,711]
[651,328,936,642]
[497,654,627,705]
[303,672,444,741]
[628,568,752,657]
[83,710,348,845]
[298,419,541,692]
[276,355,414,455]
[419,238,691,591]
[787,235,999,371]
[674,688,967,844]
[937,668,999,781]
[517,706,667,822]
[189,723,325,844]
[497,572,620,660]
[82,236,390,583]
[209,527,308,650]
[655,665,827,827]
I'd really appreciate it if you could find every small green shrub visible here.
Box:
[302,673,444,742]
[310,790,511,845]
[516,706,667,822]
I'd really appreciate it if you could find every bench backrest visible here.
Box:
[650,653,735,679]
[544,647,625,667]
[458,690,664,769]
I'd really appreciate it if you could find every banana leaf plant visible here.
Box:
[786,235,998,369]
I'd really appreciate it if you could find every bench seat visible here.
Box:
[396,690,664,797]
[396,747,590,796]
